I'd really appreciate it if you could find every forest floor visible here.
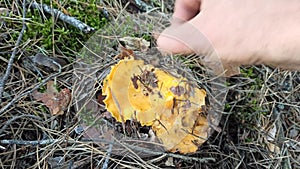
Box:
[0,0,299,168]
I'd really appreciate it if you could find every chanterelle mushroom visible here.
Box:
[102,56,209,154]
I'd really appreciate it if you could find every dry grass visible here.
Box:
[0,0,299,168]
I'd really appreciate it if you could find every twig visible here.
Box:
[0,138,114,146]
[0,139,61,145]
[0,62,62,115]
[30,1,95,33]
[102,142,113,169]
[0,0,27,104]
[0,138,215,163]
[109,86,126,135]
[122,143,216,163]
[0,145,5,150]
[132,0,153,12]
[0,115,42,135]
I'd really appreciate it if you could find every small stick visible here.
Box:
[102,142,113,169]
[0,0,27,103]
[30,1,95,33]
[121,143,216,163]
[0,138,215,163]
[0,139,61,145]
[0,138,114,146]
[0,114,42,135]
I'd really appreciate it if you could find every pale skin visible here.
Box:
[157,0,300,70]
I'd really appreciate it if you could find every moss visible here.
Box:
[4,0,108,59]
[225,66,268,133]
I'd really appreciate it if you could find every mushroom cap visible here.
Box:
[102,58,209,154]
[103,58,144,122]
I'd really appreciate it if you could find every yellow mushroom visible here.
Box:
[103,58,144,122]
[102,57,209,154]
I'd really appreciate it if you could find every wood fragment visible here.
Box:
[0,138,216,163]
[0,0,26,104]
[30,1,95,33]
[0,115,42,135]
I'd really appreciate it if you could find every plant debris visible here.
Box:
[30,1,95,33]
[29,53,67,72]
[33,81,71,115]
[119,36,150,51]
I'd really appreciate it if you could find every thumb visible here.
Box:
[157,17,231,76]
[156,17,212,56]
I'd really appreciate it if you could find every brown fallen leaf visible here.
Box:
[33,81,71,115]
[114,46,135,60]
[30,53,67,72]
[119,37,150,52]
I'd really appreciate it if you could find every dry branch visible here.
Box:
[0,0,27,103]
[0,114,42,135]
[102,142,113,169]
[0,139,62,145]
[130,0,152,11]
[30,1,95,33]
[0,138,216,163]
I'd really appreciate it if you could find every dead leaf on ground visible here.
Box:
[119,36,150,52]
[33,81,71,115]
[30,53,67,71]
[114,46,135,60]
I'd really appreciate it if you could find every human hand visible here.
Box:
[157,0,300,72]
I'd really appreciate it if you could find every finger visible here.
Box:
[173,0,201,22]
[156,16,227,75]
[157,16,211,55]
